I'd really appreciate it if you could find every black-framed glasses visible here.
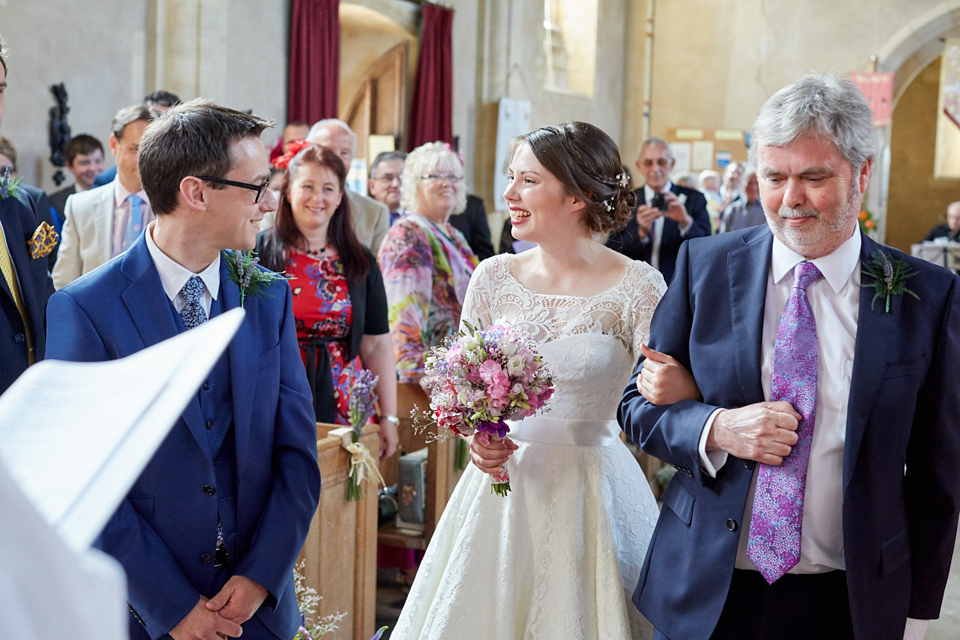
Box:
[198,175,271,203]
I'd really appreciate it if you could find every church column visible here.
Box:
[146,0,229,102]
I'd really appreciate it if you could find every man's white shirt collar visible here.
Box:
[144,220,221,305]
[771,228,861,294]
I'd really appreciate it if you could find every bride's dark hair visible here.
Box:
[506,121,634,234]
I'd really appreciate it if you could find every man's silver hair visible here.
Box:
[637,137,672,161]
[307,118,357,154]
[749,73,874,171]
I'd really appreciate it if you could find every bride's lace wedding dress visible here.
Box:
[391,254,667,639]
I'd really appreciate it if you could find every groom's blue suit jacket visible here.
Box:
[45,234,321,639]
[619,225,960,640]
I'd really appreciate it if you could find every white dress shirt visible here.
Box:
[643,182,693,269]
[700,230,861,574]
[144,221,220,318]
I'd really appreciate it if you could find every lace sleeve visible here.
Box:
[459,258,496,330]
[629,263,668,360]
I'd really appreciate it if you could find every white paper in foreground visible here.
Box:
[0,307,245,552]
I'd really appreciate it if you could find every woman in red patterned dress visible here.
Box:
[256,144,398,459]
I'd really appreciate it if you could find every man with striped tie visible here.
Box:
[52,104,154,289]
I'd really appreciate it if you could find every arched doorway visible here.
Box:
[873,1,960,251]
[339,3,418,169]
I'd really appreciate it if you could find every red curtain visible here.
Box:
[408,4,454,149]
[288,0,340,124]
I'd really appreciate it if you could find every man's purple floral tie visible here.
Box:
[747,260,821,584]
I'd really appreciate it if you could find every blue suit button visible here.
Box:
[744,460,754,470]
[203,485,216,495]
[206,420,215,430]
[726,519,739,532]
[200,553,212,564]
[13,333,25,343]
[202,382,211,391]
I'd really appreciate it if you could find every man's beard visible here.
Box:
[767,185,860,253]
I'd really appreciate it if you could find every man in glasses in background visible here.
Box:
[369,149,407,226]
[53,104,155,289]
[46,99,321,640]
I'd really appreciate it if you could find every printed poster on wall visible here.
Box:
[850,71,894,127]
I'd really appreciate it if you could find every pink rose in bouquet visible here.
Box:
[422,322,555,496]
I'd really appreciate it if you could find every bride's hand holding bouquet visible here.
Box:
[422,322,554,496]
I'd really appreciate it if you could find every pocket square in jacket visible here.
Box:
[28,221,58,259]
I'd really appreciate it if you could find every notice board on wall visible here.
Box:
[665,128,749,172]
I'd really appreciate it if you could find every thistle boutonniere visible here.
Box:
[861,248,920,313]
[224,249,289,307]
[0,166,22,200]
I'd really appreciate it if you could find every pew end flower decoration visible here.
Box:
[862,248,920,313]
[422,321,555,497]
[344,369,384,501]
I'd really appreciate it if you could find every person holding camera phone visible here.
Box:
[607,138,711,284]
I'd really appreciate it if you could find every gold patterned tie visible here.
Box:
[0,227,34,365]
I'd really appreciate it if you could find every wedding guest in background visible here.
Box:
[606,138,711,284]
[451,193,495,261]
[368,150,407,226]
[699,169,723,232]
[53,104,155,289]
[717,169,765,233]
[923,201,960,243]
[93,90,180,188]
[48,134,105,228]
[377,141,478,383]
[256,143,398,459]
[393,121,667,639]
[47,98,322,640]
[620,73,960,640]
[307,119,390,253]
[0,34,55,395]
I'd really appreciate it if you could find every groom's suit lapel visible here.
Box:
[119,237,214,460]
[727,226,773,406]
[843,233,900,487]
[220,256,256,477]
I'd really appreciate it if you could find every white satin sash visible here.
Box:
[507,416,622,447]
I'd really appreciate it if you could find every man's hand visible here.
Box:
[205,575,268,627]
[170,597,243,640]
[467,434,518,476]
[635,204,660,237]
[662,191,693,227]
[706,401,801,465]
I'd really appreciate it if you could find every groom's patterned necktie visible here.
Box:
[179,276,207,329]
[747,260,821,584]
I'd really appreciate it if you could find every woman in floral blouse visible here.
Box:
[377,142,478,383]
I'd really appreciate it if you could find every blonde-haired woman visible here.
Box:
[377,142,478,382]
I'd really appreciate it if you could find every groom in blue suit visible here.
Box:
[620,74,960,639]
[46,101,321,639]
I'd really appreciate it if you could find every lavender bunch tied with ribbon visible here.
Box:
[344,369,383,501]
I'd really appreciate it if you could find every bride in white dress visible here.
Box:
[391,122,667,640]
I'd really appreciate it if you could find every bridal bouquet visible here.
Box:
[423,322,554,496]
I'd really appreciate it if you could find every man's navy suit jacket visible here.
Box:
[0,190,54,394]
[606,184,711,284]
[619,225,960,640]
[46,234,321,639]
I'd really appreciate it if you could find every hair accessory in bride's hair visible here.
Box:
[602,172,631,211]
